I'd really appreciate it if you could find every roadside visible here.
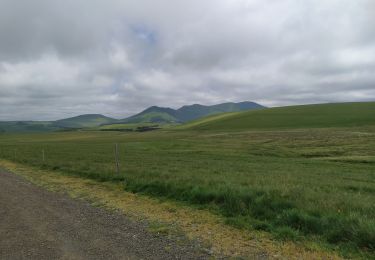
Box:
[0,160,343,259]
[0,167,210,260]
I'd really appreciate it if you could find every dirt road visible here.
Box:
[0,168,209,260]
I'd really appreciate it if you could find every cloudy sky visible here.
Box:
[0,0,374,120]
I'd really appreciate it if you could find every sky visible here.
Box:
[0,0,374,120]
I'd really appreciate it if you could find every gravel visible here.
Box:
[0,168,211,260]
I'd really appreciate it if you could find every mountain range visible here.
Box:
[0,101,264,133]
[121,101,264,124]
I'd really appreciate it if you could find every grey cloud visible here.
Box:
[0,0,374,120]
[0,0,127,61]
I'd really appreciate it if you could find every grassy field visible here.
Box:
[92,122,177,131]
[180,102,375,130]
[0,103,374,258]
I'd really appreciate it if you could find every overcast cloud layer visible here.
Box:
[0,0,374,120]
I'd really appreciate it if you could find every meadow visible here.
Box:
[0,103,374,258]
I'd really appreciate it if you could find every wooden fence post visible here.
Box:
[115,143,120,175]
[42,149,45,162]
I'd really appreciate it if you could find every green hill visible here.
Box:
[123,106,179,123]
[53,114,117,128]
[0,101,264,133]
[181,102,375,131]
[121,101,264,124]
[0,114,118,133]
[175,101,264,122]
[0,121,60,133]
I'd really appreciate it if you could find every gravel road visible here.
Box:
[0,168,209,260]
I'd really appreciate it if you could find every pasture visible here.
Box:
[0,103,374,258]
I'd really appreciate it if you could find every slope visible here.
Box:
[53,114,117,128]
[0,121,60,133]
[122,106,179,123]
[181,102,375,131]
[121,101,264,124]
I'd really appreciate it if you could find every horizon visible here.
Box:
[1,100,374,122]
[1,1,375,121]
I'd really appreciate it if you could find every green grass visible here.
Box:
[180,102,375,130]
[92,123,178,131]
[97,123,156,130]
[0,102,374,258]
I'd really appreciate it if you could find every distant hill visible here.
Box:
[2,102,374,133]
[0,121,60,133]
[121,101,264,124]
[0,101,264,133]
[123,106,179,123]
[179,102,375,131]
[0,114,118,133]
[53,114,117,128]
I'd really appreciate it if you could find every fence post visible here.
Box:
[115,143,120,175]
[42,149,45,162]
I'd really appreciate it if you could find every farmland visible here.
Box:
[0,103,374,258]
[180,102,375,130]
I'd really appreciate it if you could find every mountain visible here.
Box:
[122,101,264,124]
[0,102,264,133]
[53,114,117,128]
[179,102,375,131]
[123,106,179,123]
[175,101,264,122]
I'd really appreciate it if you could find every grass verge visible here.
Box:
[0,159,344,259]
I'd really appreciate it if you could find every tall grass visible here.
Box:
[182,102,375,131]
[0,128,374,258]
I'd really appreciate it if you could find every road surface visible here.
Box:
[0,168,209,260]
